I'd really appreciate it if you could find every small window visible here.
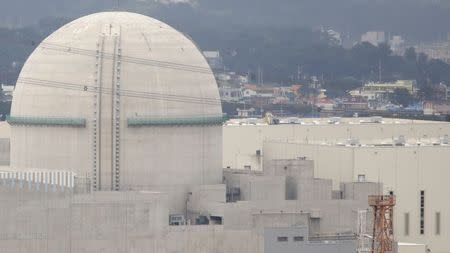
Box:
[277,236,288,242]
[420,190,425,235]
[404,213,410,236]
[244,165,251,170]
[358,174,366,182]
[436,212,441,235]
[293,236,304,242]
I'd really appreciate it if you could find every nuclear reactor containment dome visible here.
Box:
[9,12,223,212]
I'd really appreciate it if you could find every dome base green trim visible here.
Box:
[128,114,228,127]
[7,116,86,127]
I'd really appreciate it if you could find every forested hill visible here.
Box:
[2,16,450,100]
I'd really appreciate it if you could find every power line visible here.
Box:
[39,42,214,75]
[17,77,223,106]
[19,77,222,102]
[15,41,237,106]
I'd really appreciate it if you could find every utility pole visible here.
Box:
[257,66,260,85]
[261,68,263,85]
[378,60,382,83]
[257,66,263,86]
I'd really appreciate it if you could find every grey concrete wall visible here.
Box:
[264,227,356,253]
[167,226,258,253]
[263,141,450,253]
[187,184,226,218]
[0,188,168,253]
[223,170,285,202]
[221,160,380,236]
[0,138,9,165]
[342,182,382,201]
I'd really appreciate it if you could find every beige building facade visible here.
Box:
[222,118,450,253]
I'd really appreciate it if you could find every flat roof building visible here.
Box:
[222,117,450,253]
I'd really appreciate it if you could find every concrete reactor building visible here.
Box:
[0,11,439,253]
[9,12,223,212]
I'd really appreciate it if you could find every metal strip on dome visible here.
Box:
[127,114,228,127]
[92,36,106,191]
[112,31,122,192]
[6,116,86,127]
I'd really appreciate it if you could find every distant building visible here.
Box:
[361,31,386,46]
[203,50,224,70]
[390,35,405,55]
[322,28,342,45]
[339,97,369,112]
[250,94,274,107]
[316,98,336,111]
[415,41,450,63]
[237,108,256,118]
[242,88,257,98]
[349,80,417,109]
[219,86,243,102]
[1,84,13,102]
[216,73,232,82]
[1,84,14,96]
[215,72,250,87]
[447,85,450,101]
[364,80,416,94]
[423,101,450,115]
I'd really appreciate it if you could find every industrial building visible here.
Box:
[0,10,444,253]
[9,11,224,213]
[223,117,450,253]
[0,11,402,253]
[223,117,450,171]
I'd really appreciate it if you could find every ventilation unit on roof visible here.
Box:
[441,135,449,145]
[370,116,383,123]
[286,117,302,124]
[394,135,406,146]
[329,117,341,124]
[347,138,360,146]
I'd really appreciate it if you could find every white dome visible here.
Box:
[9,12,223,212]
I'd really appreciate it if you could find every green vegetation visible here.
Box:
[0,17,69,84]
[390,88,417,107]
[193,25,450,101]
[1,16,449,103]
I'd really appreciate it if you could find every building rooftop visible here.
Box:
[225,116,448,126]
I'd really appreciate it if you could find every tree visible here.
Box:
[378,42,393,58]
[404,47,417,62]
[390,88,415,107]
[323,77,360,98]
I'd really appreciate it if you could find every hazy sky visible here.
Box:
[1,0,449,41]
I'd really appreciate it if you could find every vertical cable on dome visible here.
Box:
[92,36,106,191]
[111,30,122,191]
